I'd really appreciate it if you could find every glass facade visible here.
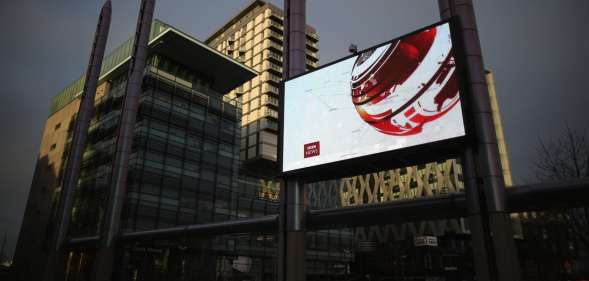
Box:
[304,224,473,281]
[63,232,278,281]
[301,163,473,280]
[68,74,126,237]
[49,20,173,116]
[66,53,283,238]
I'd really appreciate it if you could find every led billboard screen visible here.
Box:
[282,21,465,173]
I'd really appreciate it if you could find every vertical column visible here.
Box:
[438,0,522,280]
[283,0,307,79]
[279,179,307,281]
[280,1,307,280]
[44,2,111,281]
[0,232,5,260]
[461,148,493,281]
[92,1,155,280]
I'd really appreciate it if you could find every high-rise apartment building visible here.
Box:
[206,0,319,172]
[486,70,513,187]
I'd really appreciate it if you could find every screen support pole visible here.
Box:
[439,0,522,280]
[278,178,307,281]
[279,0,307,280]
[462,148,493,281]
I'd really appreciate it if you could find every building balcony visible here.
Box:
[261,83,280,95]
[268,13,283,25]
[265,29,283,42]
[261,106,279,120]
[266,19,283,33]
[306,40,319,52]
[306,32,319,42]
[261,94,279,108]
[306,50,319,62]
[263,61,282,75]
[259,117,279,132]
[145,66,192,89]
[264,50,283,64]
[262,72,282,85]
[265,40,283,53]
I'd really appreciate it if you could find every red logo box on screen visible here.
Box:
[304,141,320,158]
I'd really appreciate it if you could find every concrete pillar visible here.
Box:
[438,0,522,280]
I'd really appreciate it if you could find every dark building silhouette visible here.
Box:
[13,156,59,280]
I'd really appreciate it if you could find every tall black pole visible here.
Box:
[43,2,111,281]
[438,0,522,280]
[55,0,112,252]
[279,0,307,281]
[462,148,493,281]
[283,0,307,79]
[92,1,155,280]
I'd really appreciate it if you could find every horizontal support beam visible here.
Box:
[307,178,589,229]
[63,178,588,247]
[120,215,279,241]
[65,215,278,247]
[66,236,100,248]
[307,193,466,230]
[507,177,589,212]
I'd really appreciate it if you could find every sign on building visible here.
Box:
[414,235,439,247]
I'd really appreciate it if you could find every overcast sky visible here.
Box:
[0,0,588,257]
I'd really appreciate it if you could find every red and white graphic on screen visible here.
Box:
[351,27,459,136]
[304,141,320,158]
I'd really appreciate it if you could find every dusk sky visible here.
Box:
[0,0,588,256]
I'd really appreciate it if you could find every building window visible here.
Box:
[50,143,57,151]
[54,123,61,130]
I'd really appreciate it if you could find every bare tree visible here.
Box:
[532,126,589,250]
[535,126,589,181]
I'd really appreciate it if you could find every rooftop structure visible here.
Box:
[50,19,255,115]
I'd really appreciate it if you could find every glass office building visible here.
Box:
[69,59,242,237]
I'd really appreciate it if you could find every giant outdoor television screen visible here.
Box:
[281,20,468,175]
